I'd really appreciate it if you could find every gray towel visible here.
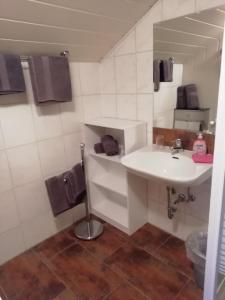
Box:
[0,54,25,95]
[28,56,72,104]
[153,59,161,92]
[160,59,173,82]
[101,135,119,156]
[185,84,199,110]
[176,86,187,109]
[45,172,71,216]
[64,164,86,205]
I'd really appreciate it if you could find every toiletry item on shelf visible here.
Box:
[192,153,213,164]
[193,132,207,155]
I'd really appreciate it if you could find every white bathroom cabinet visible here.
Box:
[84,117,148,234]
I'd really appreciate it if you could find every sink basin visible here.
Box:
[121,146,212,186]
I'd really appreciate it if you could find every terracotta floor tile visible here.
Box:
[0,286,8,300]
[105,282,147,300]
[33,230,77,260]
[130,223,170,254]
[176,280,203,300]
[51,243,123,300]
[105,243,188,300]
[0,251,65,300]
[77,223,127,261]
[155,236,194,278]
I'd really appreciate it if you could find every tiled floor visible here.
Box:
[0,218,203,300]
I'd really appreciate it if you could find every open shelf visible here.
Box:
[92,173,127,197]
[90,150,123,164]
[92,199,129,232]
[85,117,144,130]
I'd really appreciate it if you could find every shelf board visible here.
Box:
[92,173,127,197]
[85,117,144,130]
[92,200,129,232]
[90,150,123,164]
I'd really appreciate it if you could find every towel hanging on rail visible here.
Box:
[0,54,25,95]
[28,55,72,104]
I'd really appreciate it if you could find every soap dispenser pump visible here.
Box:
[193,132,207,155]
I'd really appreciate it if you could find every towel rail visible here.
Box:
[74,143,104,240]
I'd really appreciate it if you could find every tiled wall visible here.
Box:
[154,64,183,128]
[99,0,224,240]
[0,61,101,264]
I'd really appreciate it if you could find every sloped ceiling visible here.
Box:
[154,5,225,64]
[0,0,158,61]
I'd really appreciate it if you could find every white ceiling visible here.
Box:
[0,0,157,61]
[154,5,225,64]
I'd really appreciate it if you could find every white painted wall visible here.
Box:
[0,61,101,264]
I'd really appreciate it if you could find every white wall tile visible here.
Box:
[137,94,154,130]
[117,94,137,120]
[38,137,67,178]
[14,180,51,222]
[79,63,100,95]
[69,62,82,96]
[32,104,63,140]
[101,95,117,117]
[0,190,20,234]
[0,227,25,265]
[0,151,12,193]
[83,95,102,121]
[7,144,41,186]
[0,104,35,148]
[50,209,74,234]
[100,57,116,94]
[60,97,84,134]
[196,0,225,11]
[136,1,162,52]
[162,0,196,20]
[115,54,137,94]
[114,30,136,56]
[63,132,82,168]
[137,51,153,93]
[21,212,54,249]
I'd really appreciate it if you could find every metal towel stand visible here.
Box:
[74,143,104,240]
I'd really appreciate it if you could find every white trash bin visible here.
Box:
[185,231,207,289]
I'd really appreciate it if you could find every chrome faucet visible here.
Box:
[171,139,183,155]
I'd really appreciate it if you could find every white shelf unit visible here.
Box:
[84,117,148,234]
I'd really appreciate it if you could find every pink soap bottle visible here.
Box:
[193,132,207,155]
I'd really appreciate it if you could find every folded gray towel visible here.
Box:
[185,84,199,110]
[102,139,119,156]
[45,172,71,216]
[28,55,72,104]
[94,143,105,154]
[153,59,161,92]
[0,54,25,95]
[177,86,187,109]
[71,164,86,205]
[160,59,173,82]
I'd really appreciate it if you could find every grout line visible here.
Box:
[173,278,192,300]
[31,249,79,299]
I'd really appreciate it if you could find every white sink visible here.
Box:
[121,146,212,186]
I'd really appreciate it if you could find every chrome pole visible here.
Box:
[74,143,103,240]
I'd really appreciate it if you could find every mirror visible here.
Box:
[153,5,225,133]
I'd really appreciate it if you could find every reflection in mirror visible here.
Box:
[153,6,225,134]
